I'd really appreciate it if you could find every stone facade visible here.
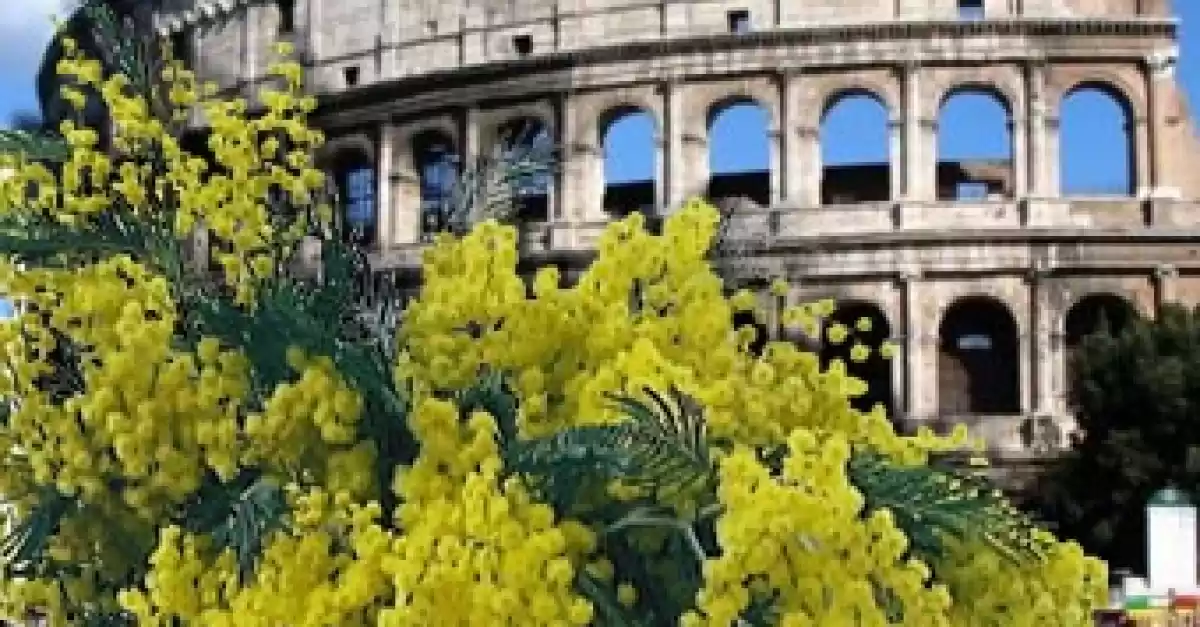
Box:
[160,0,1200,480]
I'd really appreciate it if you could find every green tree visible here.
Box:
[1029,303,1200,575]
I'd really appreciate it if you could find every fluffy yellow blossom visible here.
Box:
[0,26,1106,627]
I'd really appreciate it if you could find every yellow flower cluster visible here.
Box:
[685,431,953,626]
[243,349,366,479]
[0,39,327,305]
[0,30,1109,626]
[0,256,247,510]
[381,398,595,626]
[403,204,952,460]
[119,490,393,626]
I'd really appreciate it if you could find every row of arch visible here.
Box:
[327,78,1136,241]
[797,292,1137,418]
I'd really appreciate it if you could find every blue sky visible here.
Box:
[1,3,1197,195]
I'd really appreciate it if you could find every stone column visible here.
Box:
[1049,325,1068,415]
[1145,50,1180,198]
[243,5,260,84]
[662,81,686,209]
[888,118,903,201]
[779,72,801,203]
[376,123,395,247]
[1155,263,1179,311]
[1026,61,1050,197]
[1010,115,1028,198]
[555,92,578,222]
[681,130,708,208]
[1028,263,1054,414]
[900,63,928,200]
[899,270,927,422]
[797,125,820,207]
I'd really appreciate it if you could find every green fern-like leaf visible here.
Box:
[182,470,287,579]
[0,130,70,162]
[502,387,714,514]
[848,452,1050,564]
[0,489,76,569]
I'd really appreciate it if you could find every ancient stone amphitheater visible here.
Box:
[157,0,1200,482]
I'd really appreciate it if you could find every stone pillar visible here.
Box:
[900,63,928,200]
[681,129,708,208]
[899,270,928,422]
[1049,325,1068,415]
[1026,61,1050,197]
[243,5,259,84]
[376,123,395,247]
[555,92,578,222]
[778,74,798,202]
[888,118,903,201]
[662,81,686,209]
[797,125,821,207]
[1155,264,1179,311]
[1145,50,1181,198]
[1028,264,1054,414]
[1010,115,1028,198]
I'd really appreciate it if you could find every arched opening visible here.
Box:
[819,302,894,416]
[707,99,771,207]
[496,117,553,222]
[936,88,1013,201]
[413,129,460,239]
[329,146,377,246]
[1063,293,1138,404]
[601,107,657,217]
[276,0,296,34]
[820,91,890,205]
[1060,84,1135,197]
[732,309,770,357]
[938,297,1021,414]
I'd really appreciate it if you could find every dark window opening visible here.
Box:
[819,303,894,417]
[938,297,1020,415]
[513,34,533,56]
[277,0,296,34]
[1064,294,1138,408]
[169,31,191,64]
[958,0,985,19]
[337,163,377,246]
[727,9,751,33]
[343,65,360,87]
[415,132,461,240]
[497,119,553,222]
[426,20,439,35]
[732,310,769,357]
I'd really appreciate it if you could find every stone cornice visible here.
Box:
[312,18,1176,126]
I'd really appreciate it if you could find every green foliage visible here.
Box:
[181,470,287,580]
[0,130,69,163]
[1030,303,1200,573]
[427,121,559,234]
[503,388,713,516]
[849,453,1051,564]
[451,374,1051,625]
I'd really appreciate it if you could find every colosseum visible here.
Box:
[156,0,1200,481]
